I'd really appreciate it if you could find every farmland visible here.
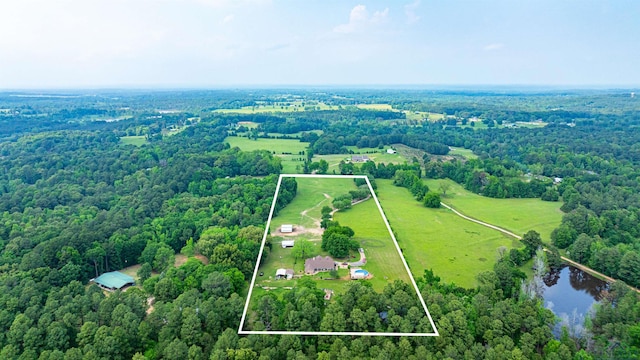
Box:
[376,180,520,288]
[119,135,148,146]
[334,197,412,290]
[224,136,309,172]
[271,177,356,231]
[424,179,563,241]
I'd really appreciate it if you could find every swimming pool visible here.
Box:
[354,269,369,276]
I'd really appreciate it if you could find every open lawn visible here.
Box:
[271,177,357,231]
[334,198,412,291]
[448,147,478,159]
[120,136,148,146]
[376,180,521,288]
[225,136,309,154]
[424,179,563,242]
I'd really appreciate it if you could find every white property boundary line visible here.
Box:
[238,174,439,337]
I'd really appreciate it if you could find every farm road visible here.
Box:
[440,202,640,293]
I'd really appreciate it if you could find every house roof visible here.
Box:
[93,271,135,290]
[305,256,335,271]
[276,269,287,276]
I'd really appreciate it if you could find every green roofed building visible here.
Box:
[92,271,135,291]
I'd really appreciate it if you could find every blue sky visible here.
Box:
[0,0,638,88]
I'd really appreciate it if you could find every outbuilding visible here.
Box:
[92,271,135,291]
[281,240,295,248]
[275,268,294,280]
[281,224,293,233]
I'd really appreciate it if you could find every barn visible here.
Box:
[92,271,135,291]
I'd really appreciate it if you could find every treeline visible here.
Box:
[424,158,555,200]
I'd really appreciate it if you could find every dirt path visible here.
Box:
[441,202,640,293]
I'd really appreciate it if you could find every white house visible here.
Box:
[281,224,293,233]
[281,240,295,248]
[386,148,396,154]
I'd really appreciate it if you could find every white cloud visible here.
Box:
[484,43,505,51]
[222,14,235,24]
[404,0,421,25]
[333,5,389,34]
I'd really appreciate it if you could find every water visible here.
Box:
[542,265,609,336]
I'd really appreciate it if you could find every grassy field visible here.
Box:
[120,136,148,146]
[225,136,309,154]
[376,180,521,288]
[356,104,393,110]
[424,179,563,242]
[313,151,408,174]
[271,177,357,231]
[448,147,478,159]
[334,198,412,291]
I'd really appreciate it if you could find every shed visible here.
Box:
[386,148,396,154]
[92,271,135,291]
[281,224,293,233]
[276,268,294,280]
[281,240,295,248]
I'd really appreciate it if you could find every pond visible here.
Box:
[542,265,609,336]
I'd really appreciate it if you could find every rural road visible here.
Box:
[440,202,640,293]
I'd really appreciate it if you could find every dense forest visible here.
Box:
[0,89,638,359]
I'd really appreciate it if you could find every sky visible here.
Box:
[0,0,639,88]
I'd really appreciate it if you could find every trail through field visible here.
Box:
[441,202,640,293]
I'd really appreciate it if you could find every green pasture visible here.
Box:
[271,177,357,231]
[376,180,521,288]
[236,121,259,128]
[424,179,563,242]
[448,147,478,159]
[278,155,306,174]
[312,154,351,173]
[119,136,148,146]
[356,104,393,110]
[334,198,412,291]
[313,151,408,174]
[224,136,309,155]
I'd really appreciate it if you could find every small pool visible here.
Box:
[355,270,369,276]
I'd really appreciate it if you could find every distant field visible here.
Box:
[424,179,563,242]
[356,103,393,110]
[377,180,520,288]
[448,147,478,159]
[215,102,339,114]
[314,151,408,174]
[224,136,309,154]
[120,136,148,146]
[334,198,411,291]
[403,111,444,122]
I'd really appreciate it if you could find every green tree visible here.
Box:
[137,262,152,283]
[153,246,175,273]
[423,191,441,208]
[291,239,315,261]
[521,230,542,258]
